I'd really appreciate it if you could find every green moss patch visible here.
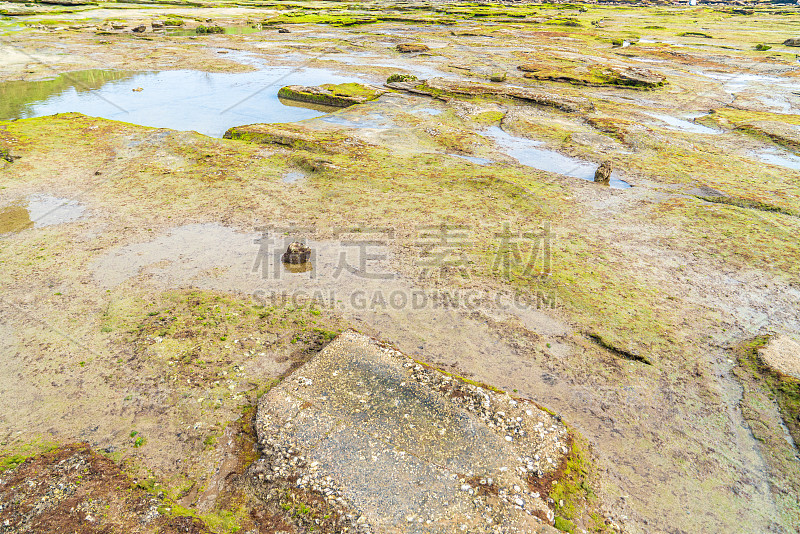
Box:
[103,289,347,388]
[518,63,665,89]
[195,25,224,34]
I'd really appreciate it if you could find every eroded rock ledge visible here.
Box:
[278,83,386,108]
[386,77,590,113]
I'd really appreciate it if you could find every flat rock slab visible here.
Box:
[404,78,589,113]
[759,334,800,379]
[278,83,386,108]
[736,120,800,151]
[256,331,568,533]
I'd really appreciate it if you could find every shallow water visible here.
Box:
[0,195,86,234]
[277,96,341,114]
[752,148,800,171]
[282,171,305,183]
[643,112,720,135]
[414,107,443,116]
[319,112,393,129]
[485,127,632,189]
[699,70,798,113]
[702,71,795,94]
[450,154,493,166]
[0,17,23,33]
[1,67,370,137]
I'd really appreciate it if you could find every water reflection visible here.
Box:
[1,67,371,137]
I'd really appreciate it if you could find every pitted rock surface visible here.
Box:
[255,330,567,533]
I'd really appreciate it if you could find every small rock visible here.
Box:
[783,38,800,47]
[1,146,18,163]
[396,43,430,53]
[282,242,311,264]
[277,27,290,33]
[131,25,147,33]
[594,160,612,185]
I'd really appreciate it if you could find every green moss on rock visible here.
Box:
[277,83,385,108]
[387,73,418,84]
[195,25,224,34]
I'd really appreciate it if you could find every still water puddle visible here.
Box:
[414,107,443,116]
[0,195,86,234]
[643,112,720,135]
[319,112,393,129]
[282,171,305,183]
[485,127,631,189]
[751,148,800,171]
[1,67,370,137]
[450,154,493,165]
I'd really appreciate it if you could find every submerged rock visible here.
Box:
[196,25,224,34]
[783,38,800,47]
[282,242,311,264]
[594,160,612,184]
[278,82,385,108]
[396,43,430,53]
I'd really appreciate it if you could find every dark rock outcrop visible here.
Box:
[282,242,311,264]
[396,43,430,53]
[594,160,612,185]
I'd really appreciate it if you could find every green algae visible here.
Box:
[0,204,32,234]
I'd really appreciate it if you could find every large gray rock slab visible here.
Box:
[255,330,569,533]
